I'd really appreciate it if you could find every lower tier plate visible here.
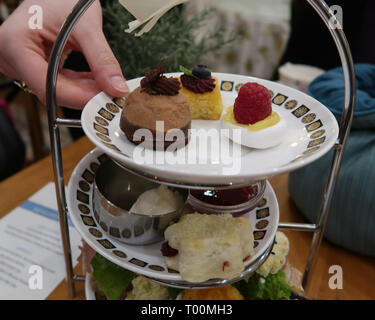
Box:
[85,240,274,299]
[68,148,279,285]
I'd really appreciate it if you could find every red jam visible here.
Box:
[161,241,178,257]
[222,261,230,271]
[190,186,256,207]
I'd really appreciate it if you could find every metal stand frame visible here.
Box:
[45,0,356,298]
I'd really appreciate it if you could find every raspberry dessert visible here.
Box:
[221,82,287,149]
[234,83,272,124]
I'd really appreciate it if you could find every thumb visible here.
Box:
[78,30,129,97]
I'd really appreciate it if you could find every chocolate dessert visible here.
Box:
[120,63,191,150]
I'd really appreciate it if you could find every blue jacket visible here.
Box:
[288,64,375,257]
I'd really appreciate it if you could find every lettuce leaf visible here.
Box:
[91,253,137,300]
[167,287,183,300]
[179,65,199,79]
[233,270,293,300]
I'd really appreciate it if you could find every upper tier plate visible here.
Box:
[81,73,339,186]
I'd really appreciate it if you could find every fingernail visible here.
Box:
[111,76,129,93]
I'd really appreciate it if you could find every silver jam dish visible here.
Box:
[93,159,188,245]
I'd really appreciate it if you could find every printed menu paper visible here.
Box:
[0,183,81,300]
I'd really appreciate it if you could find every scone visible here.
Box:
[162,213,254,283]
[179,65,223,120]
[120,63,191,150]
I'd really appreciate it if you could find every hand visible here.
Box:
[0,0,129,109]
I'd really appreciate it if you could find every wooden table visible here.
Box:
[0,137,374,300]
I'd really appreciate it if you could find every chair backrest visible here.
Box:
[0,106,25,181]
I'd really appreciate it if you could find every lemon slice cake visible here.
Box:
[179,65,224,120]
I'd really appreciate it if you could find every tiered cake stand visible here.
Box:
[45,0,356,298]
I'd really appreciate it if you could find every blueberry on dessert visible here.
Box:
[192,65,212,80]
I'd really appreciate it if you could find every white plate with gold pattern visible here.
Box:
[81,73,338,186]
[67,148,279,284]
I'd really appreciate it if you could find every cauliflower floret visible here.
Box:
[255,231,290,278]
[125,276,170,300]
